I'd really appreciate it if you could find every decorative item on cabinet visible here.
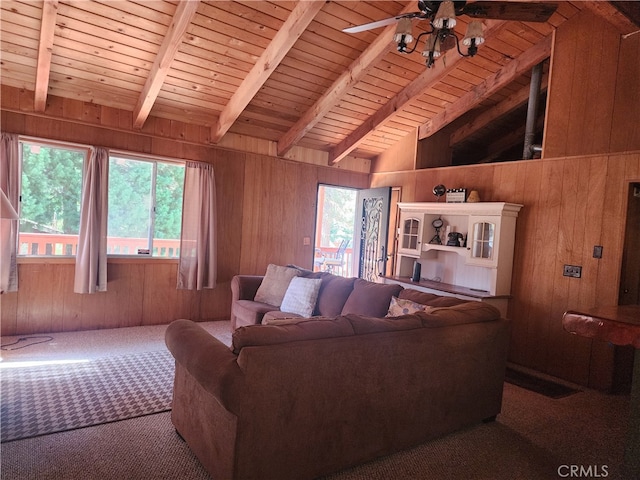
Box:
[446,188,467,203]
[429,217,444,245]
[432,184,446,201]
[447,232,464,247]
[411,260,422,282]
[467,190,480,202]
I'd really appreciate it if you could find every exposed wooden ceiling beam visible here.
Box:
[34,0,58,112]
[211,1,325,144]
[132,1,200,129]
[328,19,506,165]
[449,72,549,146]
[584,1,639,34]
[277,2,417,157]
[419,34,553,140]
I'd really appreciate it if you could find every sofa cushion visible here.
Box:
[306,272,356,317]
[386,296,433,317]
[262,311,303,324]
[232,317,355,354]
[279,277,322,317]
[417,301,501,327]
[342,313,423,334]
[254,264,302,307]
[398,288,468,307]
[340,278,403,317]
[233,300,279,327]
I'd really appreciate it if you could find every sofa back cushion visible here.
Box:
[342,313,423,334]
[417,301,501,327]
[306,272,356,317]
[340,279,403,317]
[232,317,355,354]
[398,288,468,307]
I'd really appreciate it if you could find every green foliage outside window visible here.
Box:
[321,186,356,247]
[20,143,84,235]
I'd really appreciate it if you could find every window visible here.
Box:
[17,139,185,258]
[18,141,86,255]
[107,155,184,257]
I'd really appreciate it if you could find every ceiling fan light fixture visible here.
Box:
[433,1,456,29]
[462,21,485,46]
[393,17,414,44]
[422,33,441,58]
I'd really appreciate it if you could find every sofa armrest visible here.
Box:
[165,319,244,409]
[231,275,264,302]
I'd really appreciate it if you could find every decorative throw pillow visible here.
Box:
[340,279,403,317]
[280,277,322,317]
[254,264,302,307]
[386,296,433,317]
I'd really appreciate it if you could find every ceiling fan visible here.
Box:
[343,1,558,67]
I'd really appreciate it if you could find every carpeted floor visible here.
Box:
[0,321,633,479]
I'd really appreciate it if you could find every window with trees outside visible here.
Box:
[17,140,185,258]
[18,141,86,255]
[107,155,184,257]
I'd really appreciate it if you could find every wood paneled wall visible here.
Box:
[372,151,640,389]
[0,93,369,336]
[544,10,640,158]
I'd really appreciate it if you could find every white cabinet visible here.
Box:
[397,212,424,256]
[390,202,522,300]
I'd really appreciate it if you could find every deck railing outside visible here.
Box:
[18,234,353,274]
[315,246,353,277]
[18,233,181,258]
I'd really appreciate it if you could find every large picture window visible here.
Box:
[107,155,184,257]
[17,139,185,259]
[18,141,86,255]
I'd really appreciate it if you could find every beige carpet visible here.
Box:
[0,321,633,480]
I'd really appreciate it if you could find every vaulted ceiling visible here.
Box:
[1,1,638,164]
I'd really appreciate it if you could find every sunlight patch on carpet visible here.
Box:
[1,350,174,442]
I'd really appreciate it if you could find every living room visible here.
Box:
[1,1,639,478]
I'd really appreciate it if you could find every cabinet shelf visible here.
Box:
[422,243,467,256]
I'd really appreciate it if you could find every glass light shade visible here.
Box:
[0,190,18,219]
[462,21,485,46]
[422,33,441,58]
[393,17,413,43]
[433,1,456,29]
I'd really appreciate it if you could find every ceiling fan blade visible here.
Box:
[460,2,558,23]
[342,13,423,34]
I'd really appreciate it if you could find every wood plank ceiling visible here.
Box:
[1,1,637,163]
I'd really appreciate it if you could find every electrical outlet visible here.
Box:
[563,265,582,278]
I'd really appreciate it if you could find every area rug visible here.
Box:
[0,350,174,442]
[505,368,580,399]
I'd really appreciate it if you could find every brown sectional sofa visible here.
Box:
[166,270,511,480]
[230,269,465,330]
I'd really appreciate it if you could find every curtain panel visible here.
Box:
[178,161,217,290]
[0,133,20,293]
[74,147,109,294]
